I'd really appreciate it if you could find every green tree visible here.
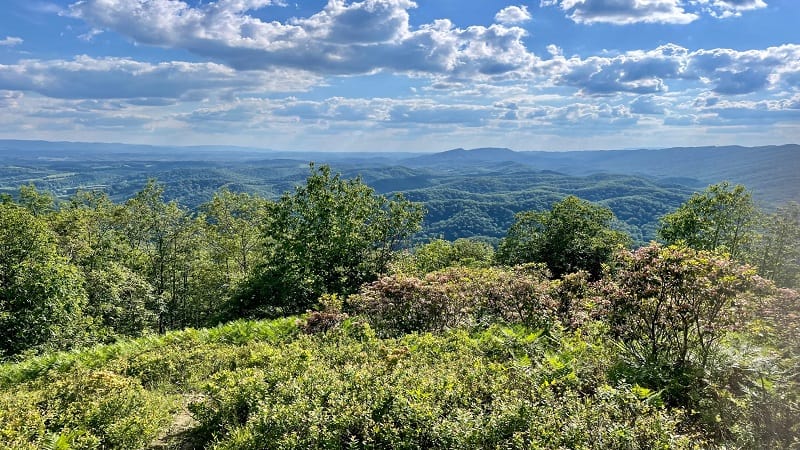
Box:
[52,190,159,338]
[752,202,800,287]
[83,262,156,338]
[52,190,125,271]
[395,238,494,275]
[200,189,271,283]
[496,195,630,279]
[658,182,757,260]
[0,203,91,357]
[235,164,424,317]
[117,180,199,332]
[17,183,55,217]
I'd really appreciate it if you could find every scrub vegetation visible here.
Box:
[1,165,798,449]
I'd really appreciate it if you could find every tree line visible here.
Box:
[1,165,797,359]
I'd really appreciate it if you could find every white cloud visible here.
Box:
[495,5,532,24]
[0,90,23,108]
[0,36,23,47]
[548,44,800,96]
[69,0,533,78]
[1,42,795,108]
[0,56,320,99]
[291,0,416,44]
[78,28,104,41]
[541,0,698,25]
[683,45,798,94]
[541,0,768,24]
[693,0,767,18]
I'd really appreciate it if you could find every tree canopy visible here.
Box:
[0,203,90,357]
[233,164,425,317]
[496,195,630,278]
[658,182,756,260]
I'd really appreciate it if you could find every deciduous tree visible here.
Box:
[658,182,756,261]
[235,164,424,317]
[0,204,91,357]
[752,202,800,287]
[497,195,630,279]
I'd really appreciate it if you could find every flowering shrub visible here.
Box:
[605,244,765,370]
[347,265,558,335]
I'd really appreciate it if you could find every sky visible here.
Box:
[0,0,798,151]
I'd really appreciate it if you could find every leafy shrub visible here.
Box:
[720,287,800,448]
[0,389,46,449]
[299,311,348,334]
[548,270,612,330]
[600,243,800,445]
[187,325,695,449]
[347,265,558,335]
[605,244,766,370]
[392,238,495,275]
[41,370,175,449]
[0,370,176,449]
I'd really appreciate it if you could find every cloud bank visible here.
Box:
[541,0,768,24]
[0,0,793,149]
[69,0,533,78]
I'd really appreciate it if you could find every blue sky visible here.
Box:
[0,0,798,151]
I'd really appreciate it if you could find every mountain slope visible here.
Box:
[404,145,800,206]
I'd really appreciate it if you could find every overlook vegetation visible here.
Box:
[0,163,798,449]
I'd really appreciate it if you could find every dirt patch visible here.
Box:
[149,394,204,450]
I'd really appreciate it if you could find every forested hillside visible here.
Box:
[405,145,800,206]
[1,165,799,449]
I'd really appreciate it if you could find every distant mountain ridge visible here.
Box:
[1,139,796,242]
[403,144,800,206]
[1,139,796,206]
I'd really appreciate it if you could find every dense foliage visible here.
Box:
[391,238,495,275]
[497,196,630,278]
[348,265,557,336]
[0,166,423,357]
[232,164,424,318]
[0,203,91,357]
[0,167,798,449]
[659,182,757,260]
[752,202,800,287]
[1,248,797,448]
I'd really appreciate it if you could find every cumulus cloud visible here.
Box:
[495,5,532,24]
[292,0,415,44]
[691,97,800,126]
[0,56,319,99]
[541,0,768,24]
[548,44,799,96]
[69,0,533,78]
[683,45,798,94]
[1,42,795,106]
[541,0,698,25]
[547,44,686,95]
[0,36,23,47]
[694,0,768,18]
